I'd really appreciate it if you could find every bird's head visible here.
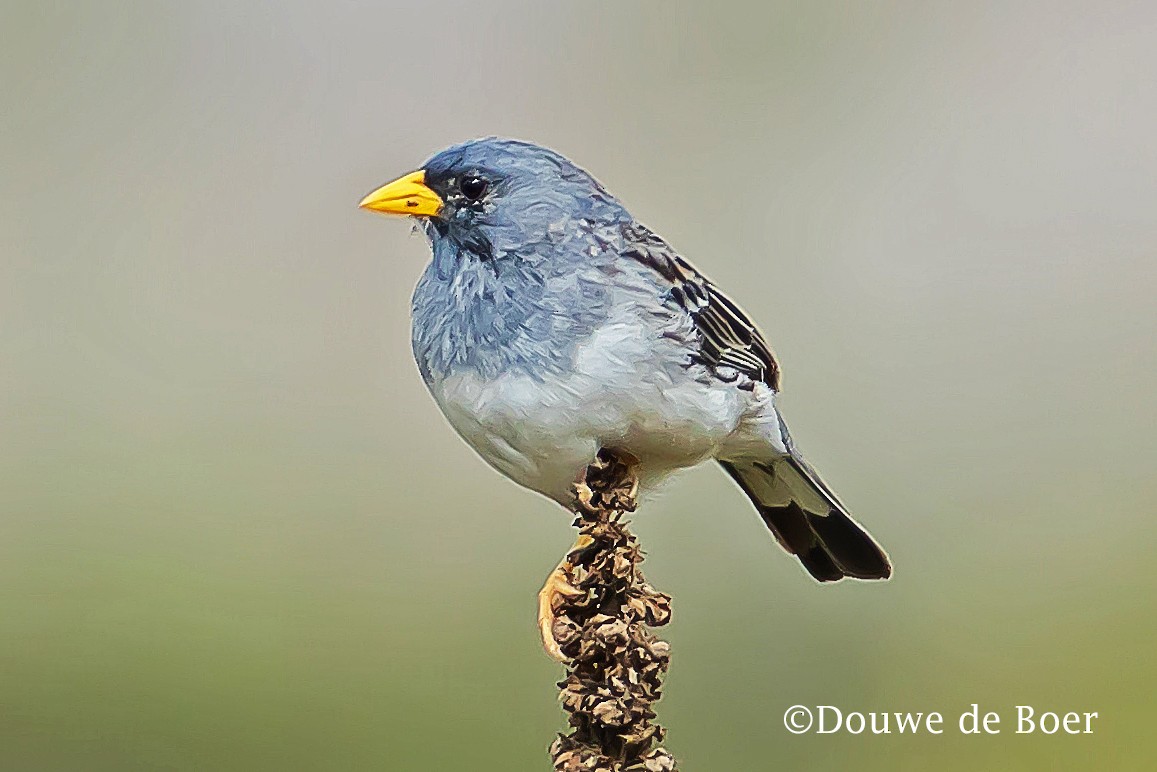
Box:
[359,138,626,260]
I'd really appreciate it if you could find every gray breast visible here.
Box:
[410,237,616,385]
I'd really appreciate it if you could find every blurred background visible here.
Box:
[3,2,1155,769]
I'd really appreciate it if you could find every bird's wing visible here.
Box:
[621,223,781,390]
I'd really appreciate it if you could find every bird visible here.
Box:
[360,138,891,660]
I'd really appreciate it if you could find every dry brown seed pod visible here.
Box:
[550,450,678,772]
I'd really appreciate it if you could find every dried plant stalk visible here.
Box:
[549,449,678,772]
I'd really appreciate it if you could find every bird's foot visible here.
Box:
[537,535,593,662]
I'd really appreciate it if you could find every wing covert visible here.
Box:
[621,223,781,390]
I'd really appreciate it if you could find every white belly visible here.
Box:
[428,318,782,504]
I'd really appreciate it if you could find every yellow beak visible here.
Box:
[358,170,443,217]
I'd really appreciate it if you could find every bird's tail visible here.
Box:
[720,444,891,582]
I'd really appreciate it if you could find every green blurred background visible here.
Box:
[3,2,1155,769]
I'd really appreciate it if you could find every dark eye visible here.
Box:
[459,175,488,201]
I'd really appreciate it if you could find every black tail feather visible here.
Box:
[720,457,891,583]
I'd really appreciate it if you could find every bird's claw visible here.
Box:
[537,565,585,662]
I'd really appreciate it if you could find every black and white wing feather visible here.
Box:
[621,222,781,390]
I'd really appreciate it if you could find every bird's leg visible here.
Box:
[537,533,592,662]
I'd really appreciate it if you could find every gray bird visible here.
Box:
[360,138,891,660]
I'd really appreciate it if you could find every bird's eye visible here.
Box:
[459,175,488,201]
